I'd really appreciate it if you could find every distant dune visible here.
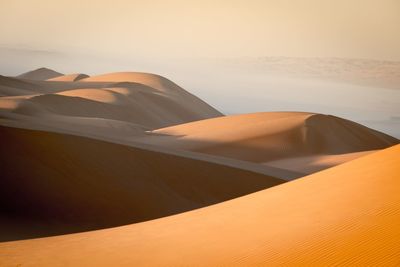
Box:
[139,112,398,174]
[1,144,398,266]
[17,67,63,80]
[0,70,223,129]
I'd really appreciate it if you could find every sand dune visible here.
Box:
[1,144,398,266]
[47,73,89,81]
[17,67,63,80]
[0,87,217,129]
[139,112,398,173]
[0,125,283,241]
[0,69,223,129]
[83,72,223,117]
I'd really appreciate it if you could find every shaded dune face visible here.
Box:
[303,114,398,153]
[0,125,283,241]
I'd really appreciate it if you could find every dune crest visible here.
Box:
[17,67,63,80]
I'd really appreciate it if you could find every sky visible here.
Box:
[1,0,400,60]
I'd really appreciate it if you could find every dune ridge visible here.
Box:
[0,144,398,266]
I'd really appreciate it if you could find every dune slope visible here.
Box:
[139,112,398,173]
[1,145,398,266]
[0,125,283,241]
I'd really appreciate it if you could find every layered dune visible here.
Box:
[1,144,398,266]
[82,72,223,118]
[0,125,283,241]
[0,70,223,129]
[139,112,398,174]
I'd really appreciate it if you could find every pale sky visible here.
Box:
[1,0,400,60]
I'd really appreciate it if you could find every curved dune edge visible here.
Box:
[1,145,399,266]
[0,125,284,241]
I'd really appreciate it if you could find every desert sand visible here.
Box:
[0,68,399,266]
[1,144,399,266]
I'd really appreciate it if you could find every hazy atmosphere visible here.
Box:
[1,0,400,137]
[1,0,400,60]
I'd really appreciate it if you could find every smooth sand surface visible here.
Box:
[1,145,398,266]
[138,112,398,173]
[0,125,283,241]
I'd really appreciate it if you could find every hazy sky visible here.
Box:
[1,0,400,60]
